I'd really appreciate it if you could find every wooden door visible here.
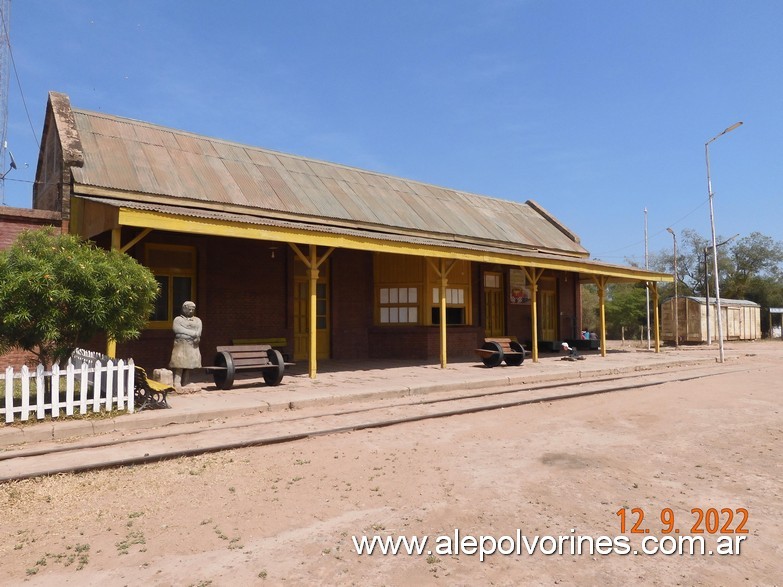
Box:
[484,272,504,337]
[293,267,330,361]
[726,307,740,340]
[541,290,557,340]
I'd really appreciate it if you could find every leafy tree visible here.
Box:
[722,232,783,300]
[649,229,783,335]
[580,284,599,333]
[647,229,702,300]
[0,228,159,367]
[590,229,783,338]
[604,283,649,339]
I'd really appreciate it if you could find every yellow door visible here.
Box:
[293,265,330,361]
[541,290,557,340]
[484,272,504,337]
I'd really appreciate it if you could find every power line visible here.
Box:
[592,197,709,257]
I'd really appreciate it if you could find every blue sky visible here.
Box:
[2,1,781,264]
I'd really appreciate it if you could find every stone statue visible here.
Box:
[169,301,202,388]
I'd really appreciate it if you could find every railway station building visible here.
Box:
[29,92,671,377]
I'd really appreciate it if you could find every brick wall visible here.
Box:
[118,235,291,372]
[113,231,498,369]
[330,248,372,359]
[0,206,62,248]
[558,273,579,340]
[368,326,482,360]
[0,207,63,368]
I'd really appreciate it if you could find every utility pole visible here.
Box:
[644,208,651,350]
[706,122,743,363]
[0,0,11,205]
[666,228,678,348]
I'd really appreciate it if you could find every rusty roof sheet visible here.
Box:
[82,197,673,282]
[70,108,588,257]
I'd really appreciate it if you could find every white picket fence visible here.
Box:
[1,359,135,423]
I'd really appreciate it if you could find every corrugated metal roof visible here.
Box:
[682,296,761,307]
[69,108,588,257]
[79,196,671,282]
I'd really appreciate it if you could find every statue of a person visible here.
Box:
[169,301,202,388]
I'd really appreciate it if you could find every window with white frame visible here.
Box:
[379,287,419,324]
[431,287,467,325]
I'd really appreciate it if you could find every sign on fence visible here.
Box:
[69,348,118,394]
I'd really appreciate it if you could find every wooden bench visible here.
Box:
[133,366,173,410]
[205,344,295,390]
[232,337,291,362]
[475,337,526,368]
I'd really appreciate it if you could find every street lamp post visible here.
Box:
[706,121,742,363]
[704,233,740,345]
[667,228,678,348]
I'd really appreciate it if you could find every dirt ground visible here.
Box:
[0,343,781,586]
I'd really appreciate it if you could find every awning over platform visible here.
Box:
[72,195,672,284]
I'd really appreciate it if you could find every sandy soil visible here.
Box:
[0,345,781,586]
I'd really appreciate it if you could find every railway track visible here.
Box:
[0,361,758,483]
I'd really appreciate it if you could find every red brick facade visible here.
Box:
[108,229,579,372]
[0,207,63,368]
[0,206,62,249]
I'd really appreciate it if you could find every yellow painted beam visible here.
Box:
[289,244,334,379]
[289,243,334,378]
[428,257,458,369]
[289,243,310,266]
[308,249,318,379]
[316,247,335,269]
[599,280,607,357]
[119,228,153,253]
[69,196,83,235]
[652,282,660,353]
[523,267,544,363]
[592,275,609,358]
[113,206,672,283]
[440,259,448,369]
[106,228,121,359]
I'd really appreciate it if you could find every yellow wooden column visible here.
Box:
[106,227,154,359]
[308,246,319,379]
[427,259,457,369]
[439,259,448,369]
[523,267,544,363]
[592,275,609,357]
[651,282,661,353]
[106,228,121,359]
[290,244,334,379]
[530,273,539,363]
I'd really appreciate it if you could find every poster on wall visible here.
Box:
[509,269,531,305]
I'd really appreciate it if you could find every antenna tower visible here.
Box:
[0,0,10,204]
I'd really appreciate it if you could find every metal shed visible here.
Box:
[661,296,761,343]
[770,307,783,338]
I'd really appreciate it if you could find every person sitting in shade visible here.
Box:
[561,341,586,361]
[169,301,202,389]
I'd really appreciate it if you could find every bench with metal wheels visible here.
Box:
[231,337,291,362]
[133,366,173,410]
[475,337,526,367]
[205,344,295,390]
